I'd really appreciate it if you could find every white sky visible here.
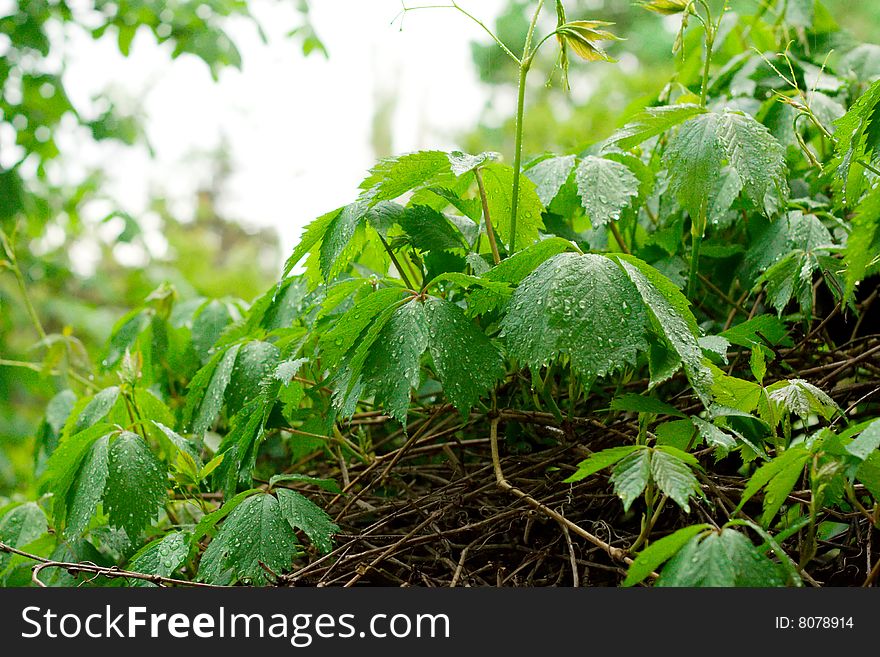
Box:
[58,1,508,257]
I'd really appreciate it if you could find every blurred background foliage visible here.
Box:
[1,0,879,497]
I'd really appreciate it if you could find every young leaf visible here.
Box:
[499,253,648,381]
[556,20,621,62]
[423,296,504,414]
[575,156,640,227]
[198,492,300,585]
[275,488,339,554]
[269,474,341,493]
[766,379,839,421]
[610,448,652,511]
[622,523,711,587]
[564,445,640,483]
[650,448,700,512]
[104,431,168,539]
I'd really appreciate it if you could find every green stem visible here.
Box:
[510,59,531,256]
[699,27,714,106]
[509,0,544,255]
[474,167,502,265]
[0,229,47,341]
[687,222,703,300]
[378,234,416,290]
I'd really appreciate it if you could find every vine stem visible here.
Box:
[488,415,642,569]
[474,167,501,265]
[0,540,222,588]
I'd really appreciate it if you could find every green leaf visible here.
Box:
[622,523,711,587]
[103,310,150,369]
[857,452,880,500]
[282,206,341,276]
[447,150,498,176]
[198,493,300,585]
[719,314,791,348]
[844,185,880,299]
[41,423,114,526]
[499,253,648,381]
[610,448,652,511]
[766,379,839,421]
[480,162,545,250]
[104,431,168,539]
[615,255,712,400]
[0,503,48,572]
[398,205,467,252]
[716,110,788,216]
[359,150,451,203]
[269,474,341,493]
[738,446,810,525]
[657,528,786,586]
[609,393,685,417]
[344,299,428,425]
[74,386,120,433]
[191,488,260,544]
[831,79,880,205]
[275,488,339,554]
[750,344,767,384]
[650,448,700,512]
[525,155,576,206]
[191,300,234,363]
[184,344,241,435]
[655,419,697,450]
[319,201,368,280]
[128,531,189,586]
[65,434,109,537]
[467,237,575,315]
[666,110,787,219]
[846,419,880,461]
[564,445,640,483]
[226,340,280,416]
[423,297,504,414]
[320,287,410,369]
[605,103,706,150]
[691,417,737,452]
[575,156,640,227]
